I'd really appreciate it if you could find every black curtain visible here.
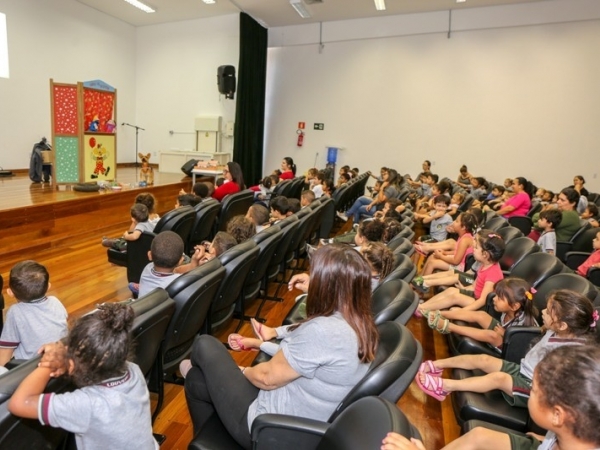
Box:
[233,12,268,187]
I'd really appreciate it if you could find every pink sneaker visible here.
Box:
[179,359,192,378]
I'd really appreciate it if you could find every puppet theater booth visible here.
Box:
[49,79,118,189]
[0,80,189,259]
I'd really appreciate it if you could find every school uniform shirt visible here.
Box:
[0,296,68,360]
[39,362,158,450]
[138,263,181,297]
[537,230,556,254]
[520,331,586,380]
[430,213,453,242]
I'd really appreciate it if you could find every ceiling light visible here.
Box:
[374,0,386,11]
[456,0,466,3]
[123,0,156,13]
[290,0,311,19]
[203,0,216,3]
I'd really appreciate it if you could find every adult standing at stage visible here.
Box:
[212,162,245,202]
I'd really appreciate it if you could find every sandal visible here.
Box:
[413,307,429,319]
[419,360,443,376]
[228,334,252,352]
[250,318,265,341]
[427,310,442,329]
[432,316,451,334]
[415,372,449,401]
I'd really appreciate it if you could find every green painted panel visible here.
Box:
[55,137,80,183]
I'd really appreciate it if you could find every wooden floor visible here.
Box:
[0,172,460,450]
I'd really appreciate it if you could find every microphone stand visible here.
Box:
[121,123,145,170]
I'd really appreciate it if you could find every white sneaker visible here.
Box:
[320,238,334,245]
[179,359,192,378]
[336,212,349,222]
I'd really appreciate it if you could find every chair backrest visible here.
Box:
[266,219,300,281]
[155,206,196,252]
[484,215,508,231]
[272,180,292,197]
[458,194,474,213]
[126,231,156,283]
[499,237,540,272]
[189,199,221,247]
[372,279,419,325]
[387,235,413,255]
[217,190,254,231]
[280,179,299,198]
[317,197,336,239]
[210,240,260,330]
[244,226,284,300]
[532,273,598,319]
[380,253,416,284]
[528,200,542,217]
[289,176,307,200]
[129,288,176,378]
[496,226,524,244]
[164,259,227,369]
[570,226,599,252]
[328,321,421,422]
[508,252,565,288]
[0,357,74,448]
[316,397,417,450]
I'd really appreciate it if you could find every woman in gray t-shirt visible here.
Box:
[184,244,379,449]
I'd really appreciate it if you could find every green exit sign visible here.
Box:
[313,123,324,130]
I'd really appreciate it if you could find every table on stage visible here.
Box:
[191,167,225,185]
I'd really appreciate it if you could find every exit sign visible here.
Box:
[314,123,324,130]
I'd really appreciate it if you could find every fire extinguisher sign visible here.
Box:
[298,122,305,129]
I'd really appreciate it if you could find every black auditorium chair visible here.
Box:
[556,225,598,262]
[243,226,283,321]
[507,200,543,236]
[483,215,508,232]
[506,252,565,289]
[207,240,260,332]
[387,234,412,252]
[381,253,417,284]
[163,259,227,378]
[317,197,336,239]
[457,194,475,213]
[164,206,196,253]
[128,288,176,421]
[217,190,254,231]
[289,176,307,200]
[372,279,420,325]
[272,179,292,197]
[496,226,523,245]
[396,225,415,242]
[0,357,75,448]
[451,273,597,432]
[499,237,539,275]
[188,198,221,249]
[191,396,421,450]
[191,322,422,450]
[390,238,416,258]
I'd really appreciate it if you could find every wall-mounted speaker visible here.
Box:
[217,65,236,100]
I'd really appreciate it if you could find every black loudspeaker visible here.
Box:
[217,65,236,100]
[181,159,199,177]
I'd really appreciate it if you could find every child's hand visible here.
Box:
[38,342,69,377]
[191,245,206,262]
[493,324,506,337]
[288,273,310,293]
[179,188,187,195]
[381,433,426,450]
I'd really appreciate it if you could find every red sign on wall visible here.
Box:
[298,122,305,129]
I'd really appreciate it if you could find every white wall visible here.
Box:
[0,0,136,168]
[264,0,600,193]
[135,14,239,162]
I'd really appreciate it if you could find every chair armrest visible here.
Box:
[564,251,591,271]
[252,414,329,450]
[501,327,542,363]
[588,267,600,287]
[555,241,573,262]
[483,292,501,320]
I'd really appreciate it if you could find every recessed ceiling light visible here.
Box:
[374,0,386,11]
[456,0,467,3]
[203,0,216,4]
[123,0,155,13]
[290,0,311,19]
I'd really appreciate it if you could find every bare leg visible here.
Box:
[417,239,456,254]
[443,322,502,348]
[422,256,451,276]
[425,353,503,374]
[418,371,513,396]
[419,287,475,311]
[421,272,460,288]
[441,310,494,328]
[442,427,511,450]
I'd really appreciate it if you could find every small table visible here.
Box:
[191,167,225,185]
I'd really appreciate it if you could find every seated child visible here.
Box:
[311,171,326,198]
[322,178,335,198]
[537,209,562,254]
[269,196,289,224]
[447,192,465,217]
[287,198,301,215]
[135,193,160,225]
[175,193,201,208]
[415,290,597,405]
[179,181,211,200]
[0,261,68,371]
[415,230,504,313]
[9,303,158,449]
[426,278,538,351]
[253,176,274,205]
[300,189,315,208]
[226,215,256,244]
[101,204,155,251]
[305,168,318,189]
[133,231,237,297]
[581,203,600,227]
[246,204,271,233]
[576,230,600,277]
[414,195,452,243]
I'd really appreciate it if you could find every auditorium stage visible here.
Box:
[0,168,196,258]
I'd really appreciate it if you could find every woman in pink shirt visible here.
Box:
[495,177,532,218]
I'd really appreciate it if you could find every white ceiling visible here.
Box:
[76,0,549,28]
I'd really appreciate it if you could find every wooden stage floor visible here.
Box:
[0,171,460,449]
